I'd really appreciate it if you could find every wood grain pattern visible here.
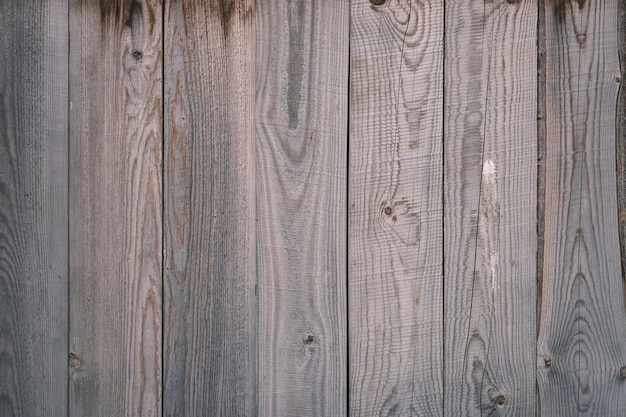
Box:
[349,0,444,414]
[538,0,626,415]
[443,0,538,415]
[163,1,256,415]
[255,1,348,415]
[0,1,68,416]
[69,1,162,415]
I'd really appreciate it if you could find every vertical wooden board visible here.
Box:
[69,1,162,415]
[349,0,444,414]
[256,1,348,416]
[443,0,537,415]
[538,0,626,415]
[0,1,68,416]
[163,1,256,415]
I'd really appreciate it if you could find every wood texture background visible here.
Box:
[0,1,68,415]
[537,0,626,414]
[349,0,444,415]
[256,1,348,416]
[2,0,626,416]
[163,1,255,416]
[69,0,162,415]
[443,0,538,415]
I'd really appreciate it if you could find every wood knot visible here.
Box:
[495,395,506,405]
[304,335,314,344]
[69,352,80,368]
[132,50,143,60]
[544,358,552,368]
[383,206,393,216]
[620,366,626,379]
[370,0,386,5]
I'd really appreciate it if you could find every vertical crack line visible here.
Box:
[442,0,447,414]
[536,0,547,415]
[346,3,351,413]
[571,3,585,415]
[160,1,165,415]
[67,0,72,415]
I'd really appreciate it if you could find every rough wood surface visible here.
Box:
[163,1,256,415]
[443,1,538,415]
[255,1,348,416]
[69,1,163,415]
[349,0,444,414]
[537,0,626,415]
[0,1,68,416]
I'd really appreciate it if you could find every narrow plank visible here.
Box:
[256,1,348,415]
[163,1,256,415]
[349,0,444,414]
[537,0,626,414]
[443,0,537,415]
[69,1,162,415]
[0,1,68,416]
[617,0,626,309]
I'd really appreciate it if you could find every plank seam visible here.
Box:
[346,4,351,414]
[536,0,546,415]
[442,0,446,414]
[160,1,165,415]
[66,1,71,415]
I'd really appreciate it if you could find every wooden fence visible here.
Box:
[2,0,626,415]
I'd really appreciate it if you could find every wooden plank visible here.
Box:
[256,1,348,415]
[349,0,444,414]
[68,1,162,415]
[0,1,68,416]
[163,1,256,415]
[443,1,537,415]
[617,0,626,312]
[537,0,626,414]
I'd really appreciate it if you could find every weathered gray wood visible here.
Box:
[69,1,162,415]
[256,1,348,415]
[443,1,538,415]
[537,0,626,415]
[617,0,626,311]
[349,0,444,414]
[163,1,256,415]
[0,1,68,416]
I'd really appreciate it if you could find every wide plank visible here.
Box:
[163,1,256,415]
[69,1,163,415]
[349,0,444,414]
[443,0,538,415]
[256,1,348,415]
[537,0,626,415]
[0,1,69,416]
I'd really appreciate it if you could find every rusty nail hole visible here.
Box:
[132,50,143,60]
[544,358,552,368]
[305,335,314,344]
[383,206,393,216]
[620,366,626,378]
[370,0,386,5]
[495,395,506,405]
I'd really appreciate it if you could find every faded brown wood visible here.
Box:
[0,1,68,416]
[69,1,162,415]
[256,1,348,416]
[443,0,538,415]
[163,1,256,415]
[349,0,444,414]
[538,0,626,415]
